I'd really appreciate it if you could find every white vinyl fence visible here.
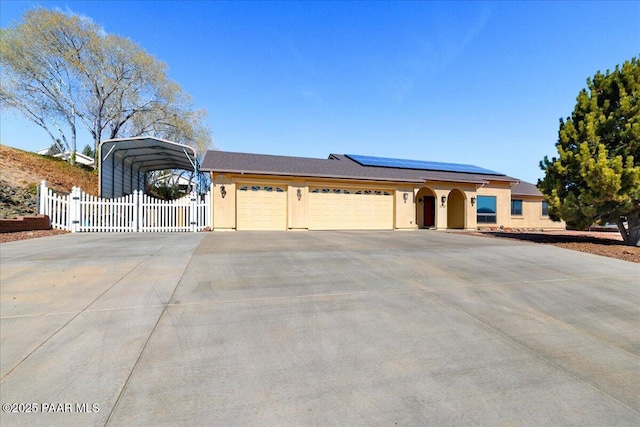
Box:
[38,181,211,233]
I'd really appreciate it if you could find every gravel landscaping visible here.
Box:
[465,229,639,263]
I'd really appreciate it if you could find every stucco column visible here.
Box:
[288,182,308,229]
[433,189,449,229]
[212,173,236,230]
[464,190,478,229]
[396,188,417,229]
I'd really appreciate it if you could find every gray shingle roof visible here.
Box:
[201,150,518,184]
[511,181,543,196]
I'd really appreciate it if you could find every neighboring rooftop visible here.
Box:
[35,149,96,168]
[201,151,518,184]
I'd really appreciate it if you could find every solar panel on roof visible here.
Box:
[345,154,505,176]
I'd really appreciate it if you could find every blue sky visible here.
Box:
[1,1,638,184]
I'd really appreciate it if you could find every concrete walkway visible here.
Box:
[1,231,639,426]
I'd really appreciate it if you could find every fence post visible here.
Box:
[133,190,140,232]
[70,187,81,233]
[39,180,47,216]
[209,183,214,230]
[190,191,197,232]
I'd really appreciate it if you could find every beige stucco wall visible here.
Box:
[414,187,435,229]
[211,173,401,231]
[288,181,307,229]
[476,183,512,228]
[415,184,451,229]
[463,189,478,229]
[208,172,559,231]
[395,188,418,229]
[446,189,465,229]
[212,174,236,230]
[510,196,565,229]
[421,182,479,230]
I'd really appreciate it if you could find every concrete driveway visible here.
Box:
[1,231,639,426]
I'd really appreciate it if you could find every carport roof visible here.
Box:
[99,137,198,172]
[201,150,518,184]
[98,136,199,198]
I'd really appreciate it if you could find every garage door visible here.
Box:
[237,185,287,230]
[308,187,393,230]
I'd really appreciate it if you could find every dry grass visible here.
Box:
[0,144,98,195]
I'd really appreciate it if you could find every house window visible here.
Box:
[251,186,260,191]
[239,186,248,191]
[477,196,497,224]
[542,201,549,217]
[511,199,523,216]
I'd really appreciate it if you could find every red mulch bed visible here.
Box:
[470,230,639,263]
[0,229,69,243]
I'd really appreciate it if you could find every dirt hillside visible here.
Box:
[0,144,98,193]
[0,144,98,218]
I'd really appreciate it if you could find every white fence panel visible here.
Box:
[195,191,211,231]
[38,181,211,233]
[78,191,136,232]
[39,181,70,230]
[139,192,192,232]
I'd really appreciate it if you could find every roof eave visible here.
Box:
[205,168,424,183]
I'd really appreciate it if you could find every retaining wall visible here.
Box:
[0,215,51,233]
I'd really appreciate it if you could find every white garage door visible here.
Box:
[237,185,287,230]
[308,187,393,230]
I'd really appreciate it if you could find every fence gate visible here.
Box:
[39,181,211,233]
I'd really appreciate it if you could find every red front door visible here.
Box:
[424,196,435,227]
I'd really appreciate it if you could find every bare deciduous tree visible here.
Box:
[1,8,212,164]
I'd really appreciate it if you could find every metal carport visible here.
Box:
[99,136,199,198]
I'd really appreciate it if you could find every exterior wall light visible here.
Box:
[440,195,447,207]
[296,188,302,201]
[220,185,226,198]
[418,198,423,203]
[471,196,476,206]
[403,192,409,203]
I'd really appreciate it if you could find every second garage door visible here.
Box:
[308,187,393,230]
[237,185,287,230]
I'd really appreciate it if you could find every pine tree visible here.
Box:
[539,57,640,246]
